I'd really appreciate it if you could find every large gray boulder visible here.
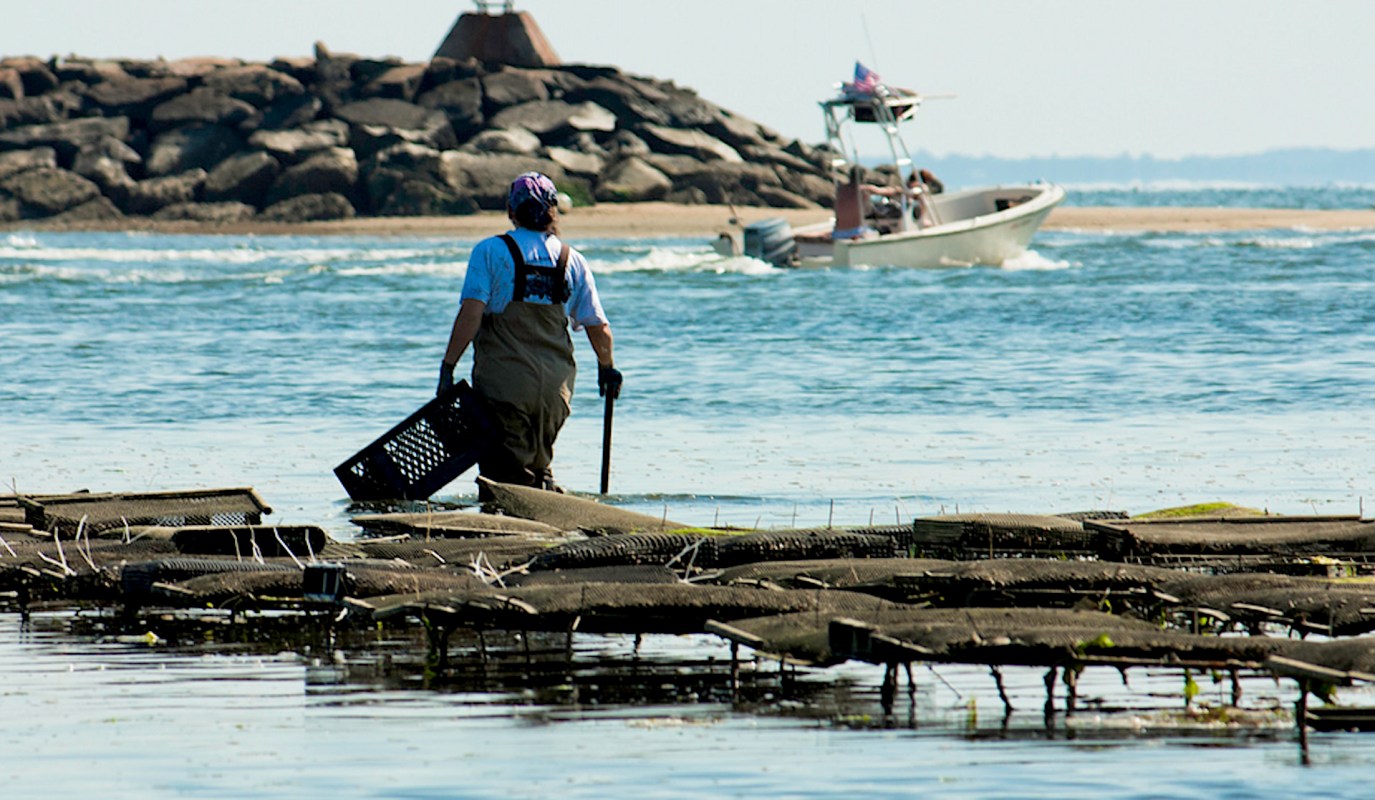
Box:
[259,192,355,222]
[309,44,356,110]
[347,123,447,161]
[565,101,617,133]
[203,150,281,206]
[123,169,207,215]
[72,152,135,206]
[264,147,357,206]
[0,96,65,129]
[247,119,347,164]
[152,201,256,223]
[550,130,607,156]
[706,112,769,150]
[593,157,671,202]
[613,74,673,105]
[68,135,142,200]
[82,76,187,120]
[564,76,672,126]
[544,146,605,177]
[363,141,445,177]
[145,124,242,177]
[665,161,814,207]
[662,184,708,205]
[416,78,483,138]
[0,68,21,100]
[16,61,60,97]
[164,57,243,78]
[490,99,615,139]
[203,65,304,107]
[439,151,567,210]
[83,135,143,165]
[369,175,475,217]
[360,64,426,102]
[333,97,435,130]
[638,123,742,163]
[752,184,823,209]
[333,98,456,151]
[778,171,835,206]
[642,153,710,181]
[602,129,651,158]
[784,138,827,164]
[52,59,129,85]
[480,70,549,114]
[0,147,57,181]
[0,167,101,216]
[420,56,483,89]
[267,56,316,84]
[0,194,20,222]
[653,86,721,128]
[363,142,472,216]
[48,196,125,223]
[739,143,823,175]
[0,117,131,160]
[150,88,257,132]
[462,128,542,156]
[255,93,323,131]
[350,57,403,87]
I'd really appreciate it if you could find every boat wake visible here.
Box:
[1000,248,1074,271]
[585,246,779,275]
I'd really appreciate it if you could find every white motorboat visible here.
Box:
[720,65,1064,269]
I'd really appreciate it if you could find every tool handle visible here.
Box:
[599,391,615,495]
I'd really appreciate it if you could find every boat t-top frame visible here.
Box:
[820,85,942,228]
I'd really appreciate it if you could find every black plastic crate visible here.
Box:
[334,380,498,501]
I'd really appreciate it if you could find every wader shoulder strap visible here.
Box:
[501,233,570,304]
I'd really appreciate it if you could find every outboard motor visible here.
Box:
[743,218,798,268]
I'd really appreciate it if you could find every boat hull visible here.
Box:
[810,183,1064,268]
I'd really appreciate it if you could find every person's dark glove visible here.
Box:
[598,365,623,400]
[437,361,455,396]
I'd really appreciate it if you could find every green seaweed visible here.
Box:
[1075,632,1116,655]
[663,527,748,537]
[1135,502,1265,519]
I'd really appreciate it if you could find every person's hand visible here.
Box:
[598,365,622,400]
[437,362,455,396]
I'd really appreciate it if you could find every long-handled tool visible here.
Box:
[600,388,615,495]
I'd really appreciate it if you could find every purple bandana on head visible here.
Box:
[507,172,559,212]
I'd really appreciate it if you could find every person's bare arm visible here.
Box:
[437,298,486,394]
[584,323,614,367]
[442,298,486,367]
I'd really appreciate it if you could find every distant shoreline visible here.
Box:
[6,203,1375,239]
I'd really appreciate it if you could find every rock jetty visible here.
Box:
[0,47,836,225]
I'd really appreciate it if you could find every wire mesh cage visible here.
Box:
[334,380,498,501]
[17,488,271,537]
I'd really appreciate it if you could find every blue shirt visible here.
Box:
[460,228,608,330]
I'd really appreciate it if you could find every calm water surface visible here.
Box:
[3,189,1375,796]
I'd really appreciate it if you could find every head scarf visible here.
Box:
[507,172,559,213]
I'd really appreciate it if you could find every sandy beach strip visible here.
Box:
[6,203,1375,239]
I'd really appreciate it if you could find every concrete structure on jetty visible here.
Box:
[0,4,834,225]
[434,2,561,67]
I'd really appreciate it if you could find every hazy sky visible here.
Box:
[8,1,1373,159]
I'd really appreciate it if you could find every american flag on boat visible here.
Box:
[843,61,882,96]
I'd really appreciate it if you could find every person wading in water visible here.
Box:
[438,172,621,496]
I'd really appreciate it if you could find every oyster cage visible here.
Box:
[335,380,498,502]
